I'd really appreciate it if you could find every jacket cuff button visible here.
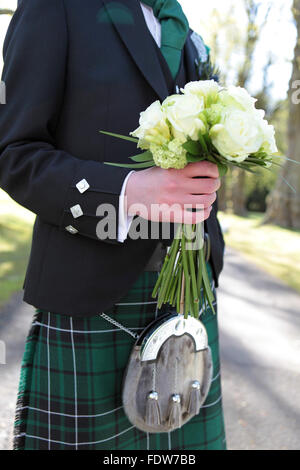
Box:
[65,225,78,235]
[70,204,83,219]
[76,179,90,193]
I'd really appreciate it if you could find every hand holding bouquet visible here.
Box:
[102,79,282,319]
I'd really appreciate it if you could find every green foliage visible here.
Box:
[244,166,279,212]
[99,130,138,144]
[0,190,34,307]
[130,150,153,162]
[182,139,202,156]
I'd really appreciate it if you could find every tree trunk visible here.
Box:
[217,176,228,212]
[231,0,263,216]
[264,0,300,228]
[232,169,248,216]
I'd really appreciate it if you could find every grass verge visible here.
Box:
[219,211,300,292]
[0,189,34,308]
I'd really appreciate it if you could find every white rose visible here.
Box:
[210,107,264,162]
[131,100,170,148]
[181,80,220,106]
[219,86,258,113]
[162,93,205,141]
[259,119,278,155]
[138,101,164,130]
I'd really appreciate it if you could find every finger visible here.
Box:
[183,206,212,224]
[178,192,217,208]
[183,161,219,178]
[180,177,220,194]
[160,206,212,224]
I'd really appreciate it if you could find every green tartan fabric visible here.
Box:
[14,264,226,450]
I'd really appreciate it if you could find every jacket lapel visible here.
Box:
[101,0,169,101]
[184,29,200,83]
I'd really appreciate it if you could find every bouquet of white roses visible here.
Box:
[101,79,281,319]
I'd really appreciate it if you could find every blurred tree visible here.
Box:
[207,1,279,214]
[264,0,300,228]
[268,100,288,156]
[232,0,273,216]
[207,7,237,212]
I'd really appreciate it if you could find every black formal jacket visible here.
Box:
[0,0,225,317]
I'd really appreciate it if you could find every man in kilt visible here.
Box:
[0,0,226,450]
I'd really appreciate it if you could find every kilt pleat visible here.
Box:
[13,264,226,450]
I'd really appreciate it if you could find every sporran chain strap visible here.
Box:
[99,279,215,341]
[99,312,139,340]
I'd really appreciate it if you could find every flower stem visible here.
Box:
[177,264,184,313]
[181,231,190,315]
[185,225,199,318]
[184,274,191,320]
[199,247,216,315]
[152,252,170,298]
[157,236,180,308]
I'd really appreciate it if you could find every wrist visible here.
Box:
[125,170,140,215]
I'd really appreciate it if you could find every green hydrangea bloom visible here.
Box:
[205,103,224,126]
[150,139,187,169]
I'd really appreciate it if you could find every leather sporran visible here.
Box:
[122,312,213,433]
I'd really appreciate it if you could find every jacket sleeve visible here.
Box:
[0,0,131,243]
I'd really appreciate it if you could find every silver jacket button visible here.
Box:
[65,225,78,235]
[76,179,90,193]
[70,204,83,219]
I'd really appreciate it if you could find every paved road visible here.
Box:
[0,248,300,450]
[218,249,300,450]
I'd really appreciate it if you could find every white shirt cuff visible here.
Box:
[118,170,135,243]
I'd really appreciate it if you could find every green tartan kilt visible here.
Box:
[14,263,226,450]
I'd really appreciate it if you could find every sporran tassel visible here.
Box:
[145,391,161,427]
[167,394,182,429]
[187,380,202,416]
